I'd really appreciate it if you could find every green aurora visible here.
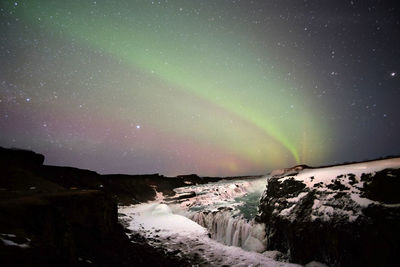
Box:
[1,0,331,175]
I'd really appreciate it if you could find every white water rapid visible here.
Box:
[189,210,267,252]
[119,176,299,266]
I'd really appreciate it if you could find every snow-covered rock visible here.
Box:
[256,158,400,266]
[270,164,310,177]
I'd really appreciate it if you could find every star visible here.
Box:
[0,0,399,178]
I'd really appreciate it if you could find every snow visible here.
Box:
[150,185,165,201]
[121,203,206,236]
[286,192,308,203]
[0,233,16,238]
[282,158,400,190]
[275,158,400,222]
[279,205,295,217]
[0,233,30,248]
[119,203,299,267]
[262,250,284,260]
[305,261,328,267]
[117,158,400,266]
[171,179,253,209]
[350,193,374,207]
[1,238,30,248]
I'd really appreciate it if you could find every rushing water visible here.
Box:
[235,191,263,220]
[188,210,267,252]
[118,176,299,266]
[166,177,269,252]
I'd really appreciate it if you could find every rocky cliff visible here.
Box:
[256,158,400,266]
[0,147,198,266]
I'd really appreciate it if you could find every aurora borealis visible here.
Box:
[0,1,399,176]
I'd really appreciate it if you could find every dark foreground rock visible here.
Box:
[0,147,203,266]
[0,190,192,267]
[256,159,400,267]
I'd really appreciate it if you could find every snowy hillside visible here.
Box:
[266,158,400,221]
[257,157,400,266]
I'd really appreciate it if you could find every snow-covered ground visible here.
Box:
[280,158,400,189]
[265,157,400,222]
[119,203,299,266]
[0,233,30,248]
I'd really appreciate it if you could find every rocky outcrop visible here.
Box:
[0,190,114,266]
[256,159,400,266]
[269,164,310,177]
[0,190,192,266]
[0,146,200,266]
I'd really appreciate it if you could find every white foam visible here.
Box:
[189,210,267,252]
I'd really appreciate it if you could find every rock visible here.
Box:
[256,158,400,266]
[0,147,44,168]
[0,146,196,266]
[0,190,117,266]
[0,190,193,266]
[270,164,310,177]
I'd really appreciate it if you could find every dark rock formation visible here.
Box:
[0,147,45,167]
[0,190,192,266]
[269,164,310,177]
[0,146,206,266]
[256,161,400,267]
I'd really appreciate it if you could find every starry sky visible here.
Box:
[0,0,399,176]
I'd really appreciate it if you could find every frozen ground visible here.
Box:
[119,203,299,266]
[279,158,400,190]
[264,157,400,222]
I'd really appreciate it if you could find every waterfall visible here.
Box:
[167,177,269,253]
[188,210,267,253]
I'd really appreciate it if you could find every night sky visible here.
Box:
[0,0,399,176]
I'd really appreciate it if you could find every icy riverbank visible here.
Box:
[119,203,299,266]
